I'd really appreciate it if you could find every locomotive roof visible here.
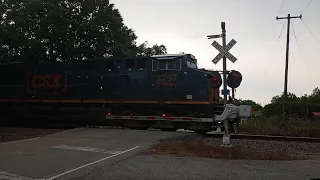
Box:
[151,54,196,60]
[151,54,186,58]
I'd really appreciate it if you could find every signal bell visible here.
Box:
[207,71,222,88]
[226,70,242,89]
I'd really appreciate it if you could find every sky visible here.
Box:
[109,0,320,106]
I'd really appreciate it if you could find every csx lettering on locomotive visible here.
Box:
[28,73,67,91]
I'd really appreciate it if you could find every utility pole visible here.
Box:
[276,14,302,118]
[221,22,227,106]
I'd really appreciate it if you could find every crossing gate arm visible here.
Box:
[214,104,251,122]
[105,115,213,122]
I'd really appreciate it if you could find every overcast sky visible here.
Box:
[110,0,319,106]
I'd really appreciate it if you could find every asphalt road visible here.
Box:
[0,128,319,180]
[0,128,187,180]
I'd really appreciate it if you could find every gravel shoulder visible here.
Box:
[0,127,65,143]
[204,137,320,158]
[148,135,320,160]
[68,154,320,180]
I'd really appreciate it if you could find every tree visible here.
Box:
[235,99,263,111]
[309,87,320,103]
[262,87,320,117]
[270,92,299,104]
[136,41,167,57]
[0,0,167,62]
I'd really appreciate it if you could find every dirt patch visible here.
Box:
[0,127,65,143]
[147,137,309,161]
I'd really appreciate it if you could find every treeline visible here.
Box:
[234,87,320,117]
[263,88,320,117]
[0,0,167,62]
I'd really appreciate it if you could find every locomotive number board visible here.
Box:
[155,73,178,87]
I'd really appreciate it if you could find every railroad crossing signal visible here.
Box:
[226,70,242,89]
[211,39,237,64]
[207,71,222,88]
[207,22,239,148]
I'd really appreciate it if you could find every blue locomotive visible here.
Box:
[0,53,226,132]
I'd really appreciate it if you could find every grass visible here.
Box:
[147,138,304,161]
[238,115,320,138]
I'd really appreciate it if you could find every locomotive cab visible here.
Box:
[151,53,197,72]
[150,54,220,103]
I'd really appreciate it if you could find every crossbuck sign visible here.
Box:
[212,39,237,64]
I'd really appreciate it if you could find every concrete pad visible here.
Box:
[0,128,192,180]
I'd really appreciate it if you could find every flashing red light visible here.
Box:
[210,77,217,83]
[107,112,111,116]
[162,114,166,117]
[226,70,242,89]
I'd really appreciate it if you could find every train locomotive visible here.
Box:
[0,53,241,133]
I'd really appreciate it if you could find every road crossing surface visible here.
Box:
[0,128,319,180]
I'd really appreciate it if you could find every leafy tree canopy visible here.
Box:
[235,99,263,111]
[137,41,167,57]
[0,0,167,62]
[263,87,320,117]
[269,88,320,104]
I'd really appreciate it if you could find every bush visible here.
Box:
[239,115,320,137]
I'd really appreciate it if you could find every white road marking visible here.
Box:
[0,137,40,145]
[0,171,44,180]
[47,146,140,180]
[51,145,124,155]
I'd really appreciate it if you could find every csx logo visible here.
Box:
[28,73,67,91]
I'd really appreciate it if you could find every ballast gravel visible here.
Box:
[203,137,320,156]
[158,134,320,159]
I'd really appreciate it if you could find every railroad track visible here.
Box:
[84,126,320,143]
[2,116,320,143]
[205,133,320,143]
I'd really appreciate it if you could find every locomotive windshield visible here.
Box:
[158,59,175,70]
[151,55,182,71]
[186,55,198,69]
[186,60,197,69]
[151,54,198,70]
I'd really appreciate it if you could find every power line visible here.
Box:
[277,20,296,38]
[254,23,286,99]
[301,19,320,45]
[291,20,315,89]
[291,20,298,40]
[262,22,286,78]
[278,0,286,15]
[302,0,314,15]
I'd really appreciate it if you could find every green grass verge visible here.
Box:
[238,115,320,138]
